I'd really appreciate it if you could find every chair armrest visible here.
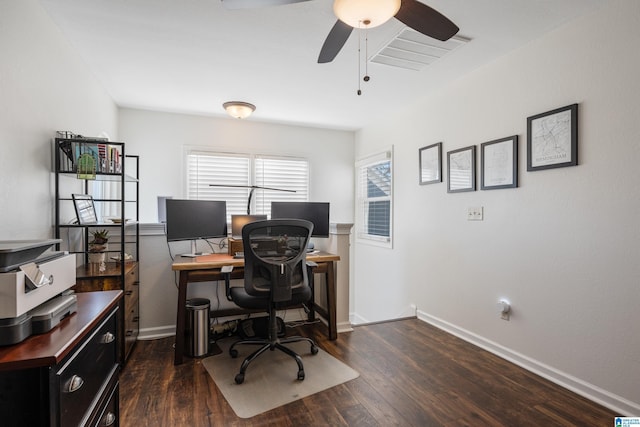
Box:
[221,265,234,301]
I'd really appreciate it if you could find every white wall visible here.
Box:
[118,108,355,337]
[4,0,636,415]
[118,108,355,223]
[0,0,118,239]
[353,0,639,414]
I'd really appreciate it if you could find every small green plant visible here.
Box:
[89,229,109,252]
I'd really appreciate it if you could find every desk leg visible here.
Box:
[307,267,316,323]
[174,271,188,365]
[326,261,337,340]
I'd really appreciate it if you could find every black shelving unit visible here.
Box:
[53,137,140,362]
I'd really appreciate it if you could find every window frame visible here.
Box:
[183,147,309,223]
[355,148,393,248]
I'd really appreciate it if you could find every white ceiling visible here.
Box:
[38,0,607,130]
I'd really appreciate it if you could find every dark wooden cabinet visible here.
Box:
[0,291,122,426]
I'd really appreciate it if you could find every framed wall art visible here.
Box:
[447,145,476,193]
[481,135,518,190]
[72,194,98,225]
[419,142,442,185]
[527,103,578,171]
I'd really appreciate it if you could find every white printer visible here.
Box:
[0,240,77,345]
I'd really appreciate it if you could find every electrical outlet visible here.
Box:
[498,300,511,321]
[467,206,483,221]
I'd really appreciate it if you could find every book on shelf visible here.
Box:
[56,139,122,174]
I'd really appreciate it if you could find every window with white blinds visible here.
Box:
[356,149,393,247]
[186,150,308,222]
[254,156,308,217]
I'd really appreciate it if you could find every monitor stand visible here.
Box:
[180,239,209,258]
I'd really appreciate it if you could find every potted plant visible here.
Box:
[88,229,109,272]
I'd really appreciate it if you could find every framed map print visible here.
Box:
[419,142,442,185]
[527,103,578,171]
[481,135,518,190]
[447,145,476,193]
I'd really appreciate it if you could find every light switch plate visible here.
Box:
[467,206,483,221]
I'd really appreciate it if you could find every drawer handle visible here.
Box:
[102,411,116,426]
[65,375,84,393]
[126,330,134,337]
[100,332,116,344]
[125,290,133,296]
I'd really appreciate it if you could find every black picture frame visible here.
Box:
[419,142,442,185]
[481,135,518,190]
[447,145,476,193]
[527,103,578,171]
[72,194,98,225]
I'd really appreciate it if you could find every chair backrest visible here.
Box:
[241,219,313,303]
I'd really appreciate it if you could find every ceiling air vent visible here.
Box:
[370,28,469,71]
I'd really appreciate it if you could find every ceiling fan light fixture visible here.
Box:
[223,101,256,119]
[333,0,401,28]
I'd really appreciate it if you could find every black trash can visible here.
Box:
[185,298,210,357]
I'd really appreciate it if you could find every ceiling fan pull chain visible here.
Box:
[363,28,370,83]
[357,23,362,95]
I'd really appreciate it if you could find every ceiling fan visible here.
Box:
[221,0,459,63]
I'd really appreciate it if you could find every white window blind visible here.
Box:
[186,150,308,221]
[356,149,393,247]
[255,156,308,217]
[186,152,250,220]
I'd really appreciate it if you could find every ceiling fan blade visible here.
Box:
[318,19,353,64]
[395,0,459,41]
[221,0,310,10]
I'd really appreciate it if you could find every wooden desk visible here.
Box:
[171,251,339,365]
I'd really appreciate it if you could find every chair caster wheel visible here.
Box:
[230,348,238,358]
[235,373,244,384]
[310,345,319,355]
[297,370,305,381]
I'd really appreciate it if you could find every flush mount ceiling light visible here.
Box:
[223,101,256,119]
[333,0,401,28]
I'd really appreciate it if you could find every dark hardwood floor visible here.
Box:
[120,318,616,426]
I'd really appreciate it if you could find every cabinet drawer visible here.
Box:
[75,276,120,292]
[124,297,139,356]
[90,380,119,427]
[124,264,138,289]
[57,309,118,427]
[125,290,139,328]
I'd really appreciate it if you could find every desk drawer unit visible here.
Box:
[57,310,118,426]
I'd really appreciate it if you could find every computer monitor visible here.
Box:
[165,199,228,256]
[231,214,267,238]
[270,202,330,238]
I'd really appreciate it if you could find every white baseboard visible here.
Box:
[337,321,354,333]
[350,312,370,325]
[138,325,175,340]
[417,310,639,416]
[137,308,353,341]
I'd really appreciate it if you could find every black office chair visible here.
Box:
[224,218,318,384]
